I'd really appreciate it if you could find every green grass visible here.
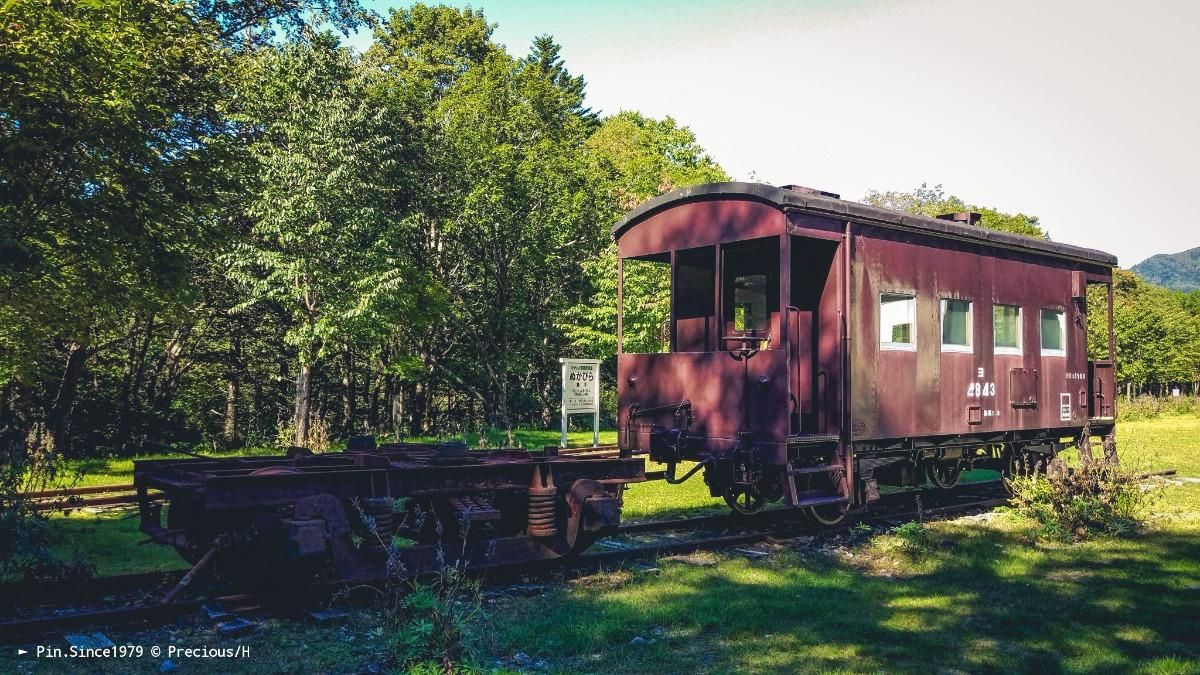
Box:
[483,420,1200,673]
[488,517,1200,673]
[623,461,725,521]
[1115,415,1200,475]
[47,508,188,576]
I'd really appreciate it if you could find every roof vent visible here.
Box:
[936,211,982,226]
[781,184,840,199]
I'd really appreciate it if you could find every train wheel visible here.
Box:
[724,484,767,515]
[1003,451,1048,494]
[804,472,848,525]
[808,503,847,526]
[926,460,964,489]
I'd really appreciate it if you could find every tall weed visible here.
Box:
[0,424,94,582]
[1119,395,1200,421]
[1007,460,1154,541]
[350,498,485,674]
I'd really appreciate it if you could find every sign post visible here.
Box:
[560,358,601,448]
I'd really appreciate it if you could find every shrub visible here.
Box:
[1118,395,1162,421]
[275,415,333,453]
[387,566,484,672]
[0,424,94,583]
[1007,460,1153,541]
[1118,394,1200,421]
[892,521,933,554]
[1161,395,1200,417]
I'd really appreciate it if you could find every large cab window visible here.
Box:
[620,254,671,353]
[674,247,716,352]
[722,239,779,342]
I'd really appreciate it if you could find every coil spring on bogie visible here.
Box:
[527,466,558,538]
[361,496,396,546]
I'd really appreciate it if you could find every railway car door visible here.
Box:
[787,237,841,435]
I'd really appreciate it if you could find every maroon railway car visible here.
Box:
[614,182,1117,522]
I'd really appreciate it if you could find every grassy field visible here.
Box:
[479,418,1200,673]
[6,418,1199,673]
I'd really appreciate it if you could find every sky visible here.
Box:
[353,0,1200,267]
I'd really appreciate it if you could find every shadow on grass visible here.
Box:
[489,524,1200,674]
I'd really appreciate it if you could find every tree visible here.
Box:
[561,112,729,360]
[192,0,368,48]
[0,0,239,451]
[862,183,1047,238]
[426,46,606,433]
[225,35,421,446]
[366,3,497,96]
[524,34,597,128]
[586,111,729,211]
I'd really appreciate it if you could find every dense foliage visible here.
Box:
[1091,269,1200,396]
[0,1,727,455]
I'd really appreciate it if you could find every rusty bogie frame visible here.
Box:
[136,442,644,582]
[613,182,1119,518]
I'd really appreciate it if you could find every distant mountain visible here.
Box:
[1131,247,1200,291]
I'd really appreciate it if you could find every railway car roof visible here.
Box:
[612,182,1118,267]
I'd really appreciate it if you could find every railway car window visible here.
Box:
[940,299,972,352]
[674,247,716,352]
[994,304,1022,355]
[721,239,778,339]
[1041,308,1066,356]
[880,293,916,350]
[621,255,671,353]
[733,274,768,331]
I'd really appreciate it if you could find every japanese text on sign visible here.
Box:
[564,362,598,412]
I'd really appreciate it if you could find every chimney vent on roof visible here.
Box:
[781,184,840,200]
[936,211,982,226]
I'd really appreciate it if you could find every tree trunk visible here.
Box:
[409,380,425,437]
[223,380,240,447]
[0,376,16,453]
[391,380,404,441]
[117,314,155,452]
[277,354,291,430]
[48,341,89,453]
[115,318,140,448]
[294,361,315,448]
[367,368,383,433]
[341,345,354,435]
[221,334,242,447]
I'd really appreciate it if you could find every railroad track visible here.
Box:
[0,481,1008,643]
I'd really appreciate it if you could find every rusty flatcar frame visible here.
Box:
[136,443,644,581]
[613,182,1117,519]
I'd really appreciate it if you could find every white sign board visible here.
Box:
[560,358,601,447]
